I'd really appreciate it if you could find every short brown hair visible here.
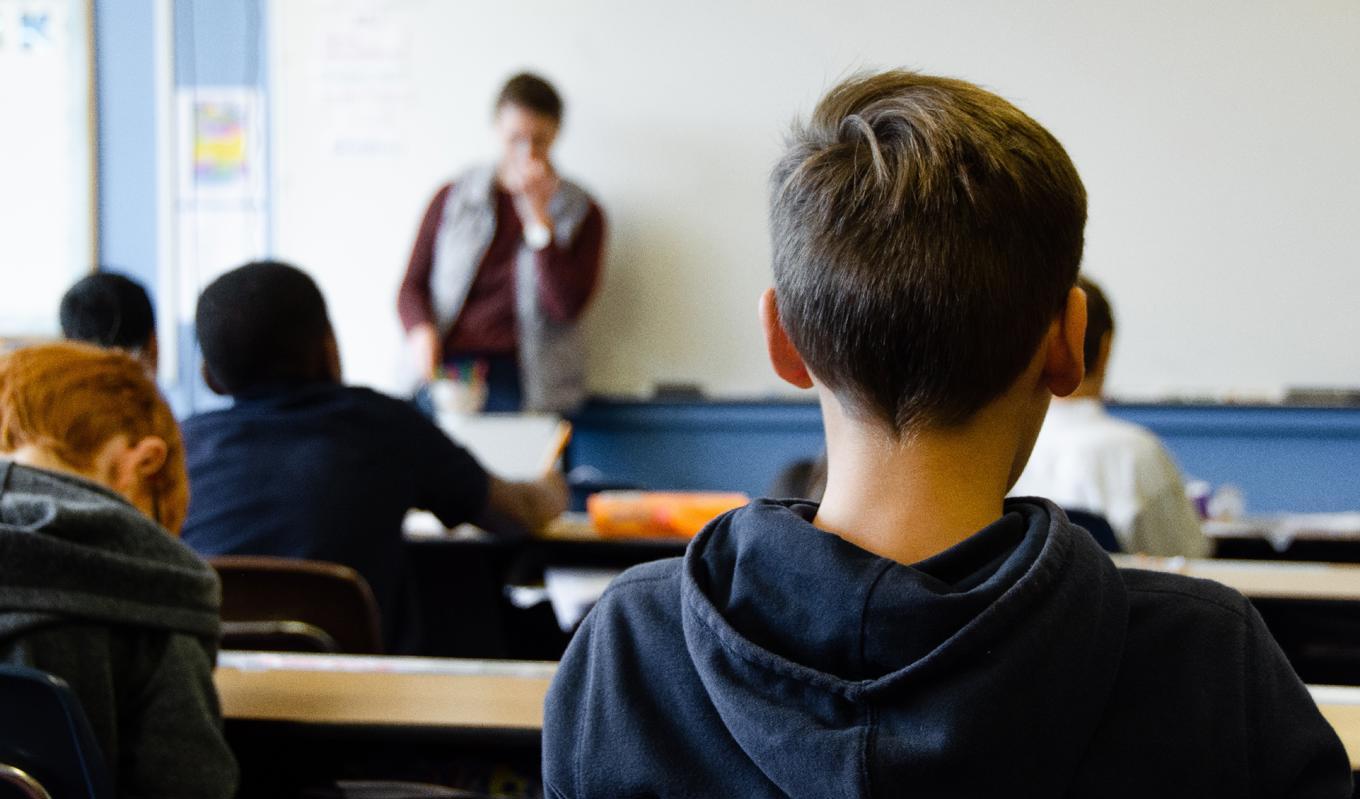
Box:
[495,72,563,122]
[1078,275,1114,374]
[770,70,1087,432]
[0,342,188,533]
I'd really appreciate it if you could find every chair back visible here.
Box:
[211,556,384,654]
[1064,509,1121,553]
[0,665,112,799]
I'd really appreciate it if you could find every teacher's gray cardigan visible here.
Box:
[431,164,595,413]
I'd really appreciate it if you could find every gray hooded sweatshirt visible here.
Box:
[0,460,237,798]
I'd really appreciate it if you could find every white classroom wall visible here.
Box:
[0,0,93,336]
[268,0,1360,401]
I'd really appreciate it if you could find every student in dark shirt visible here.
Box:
[181,261,566,652]
[542,71,1352,797]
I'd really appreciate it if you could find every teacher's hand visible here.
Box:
[514,158,560,228]
[409,322,442,381]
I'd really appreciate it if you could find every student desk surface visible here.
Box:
[215,651,554,733]
[217,652,1360,770]
[1112,555,1360,601]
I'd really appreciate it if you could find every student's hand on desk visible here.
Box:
[529,469,570,530]
[484,472,568,537]
[409,323,441,381]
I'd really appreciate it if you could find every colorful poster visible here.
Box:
[177,87,264,203]
[192,99,249,186]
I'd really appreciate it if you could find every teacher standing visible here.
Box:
[398,73,606,413]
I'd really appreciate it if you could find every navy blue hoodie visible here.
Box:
[544,499,1351,797]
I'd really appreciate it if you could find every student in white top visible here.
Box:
[1010,276,1210,557]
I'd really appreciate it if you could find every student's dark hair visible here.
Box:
[59,271,156,352]
[495,72,563,122]
[1078,275,1114,375]
[769,69,1087,432]
[196,261,333,394]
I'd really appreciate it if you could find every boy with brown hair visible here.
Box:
[542,71,1350,797]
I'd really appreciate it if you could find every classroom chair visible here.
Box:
[0,664,112,799]
[211,555,384,654]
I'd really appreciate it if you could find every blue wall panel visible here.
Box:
[93,0,158,290]
[1113,405,1360,513]
[569,400,826,498]
[568,400,1360,513]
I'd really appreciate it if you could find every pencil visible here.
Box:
[539,420,573,474]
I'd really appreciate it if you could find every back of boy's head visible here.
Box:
[0,341,188,532]
[769,70,1087,432]
[1078,275,1115,373]
[196,261,334,394]
[59,271,156,352]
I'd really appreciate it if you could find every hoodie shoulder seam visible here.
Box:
[609,572,674,589]
[1126,584,1248,620]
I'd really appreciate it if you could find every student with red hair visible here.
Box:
[0,342,236,797]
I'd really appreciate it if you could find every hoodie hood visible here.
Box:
[0,460,220,641]
[680,498,1128,796]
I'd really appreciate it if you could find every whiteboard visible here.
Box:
[0,0,93,336]
[269,0,1360,401]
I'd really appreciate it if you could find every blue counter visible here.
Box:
[567,399,1360,513]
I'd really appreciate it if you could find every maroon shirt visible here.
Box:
[397,181,606,357]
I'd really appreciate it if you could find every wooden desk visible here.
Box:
[216,652,554,731]
[1113,556,1360,601]
[217,653,1360,773]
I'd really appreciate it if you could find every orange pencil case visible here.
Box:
[587,491,750,539]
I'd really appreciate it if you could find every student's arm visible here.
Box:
[535,201,606,324]
[1243,602,1353,798]
[121,634,238,799]
[1127,444,1211,557]
[478,471,569,538]
[407,402,567,537]
[1128,481,1211,558]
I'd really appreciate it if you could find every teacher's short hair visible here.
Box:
[196,261,334,394]
[495,72,563,122]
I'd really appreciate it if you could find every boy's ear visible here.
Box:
[759,288,813,389]
[1044,285,1087,397]
[126,436,169,480]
